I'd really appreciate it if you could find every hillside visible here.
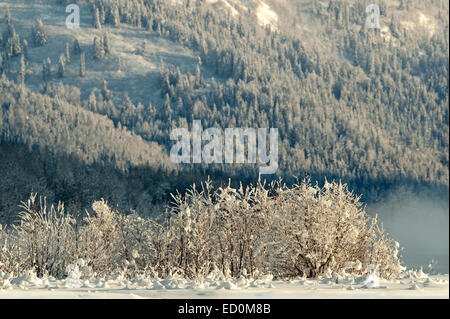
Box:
[0,0,448,223]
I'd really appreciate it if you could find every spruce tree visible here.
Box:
[93,37,105,59]
[22,39,28,59]
[0,54,3,75]
[6,32,21,57]
[58,54,66,78]
[18,54,25,85]
[102,79,111,100]
[5,8,11,26]
[31,19,48,47]
[195,63,202,88]
[93,7,102,29]
[100,6,106,24]
[73,38,81,55]
[5,20,15,39]
[43,57,51,82]
[65,42,71,64]
[111,5,120,27]
[103,33,111,55]
[79,52,86,77]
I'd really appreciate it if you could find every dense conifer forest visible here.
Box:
[0,0,448,223]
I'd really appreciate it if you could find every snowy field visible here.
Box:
[1,271,448,299]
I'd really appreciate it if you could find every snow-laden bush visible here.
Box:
[263,179,402,279]
[162,180,273,279]
[0,225,24,275]
[164,179,402,279]
[0,179,403,280]
[0,194,78,277]
[212,181,273,278]
[165,182,225,279]
[114,213,167,278]
[78,200,121,275]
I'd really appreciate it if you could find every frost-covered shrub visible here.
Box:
[164,182,217,279]
[79,200,168,278]
[264,179,402,279]
[164,179,402,279]
[0,225,24,275]
[116,213,167,278]
[10,194,77,277]
[163,181,273,279]
[212,182,273,278]
[0,179,403,280]
[78,199,122,275]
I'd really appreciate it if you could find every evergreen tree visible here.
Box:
[4,20,15,39]
[31,19,48,47]
[58,54,66,78]
[195,63,202,88]
[93,7,102,29]
[79,52,86,77]
[22,39,28,59]
[93,37,105,59]
[65,42,71,64]
[18,54,25,85]
[103,33,111,55]
[111,5,120,27]
[73,38,82,55]
[6,31,21,57]
[5,8,11,26]
[100,5,106,24]
[42,57,51,82]
[0,54,4,75]
[102,79,111,100]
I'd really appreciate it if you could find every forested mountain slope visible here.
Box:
[0,0,448,223]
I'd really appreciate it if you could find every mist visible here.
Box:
[368,187,449,274]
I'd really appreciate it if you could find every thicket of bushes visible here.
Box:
[0,179,403,280]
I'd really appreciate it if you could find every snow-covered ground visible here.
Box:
[1,271,448,299]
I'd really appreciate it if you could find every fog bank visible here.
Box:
[368,187,449,274]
